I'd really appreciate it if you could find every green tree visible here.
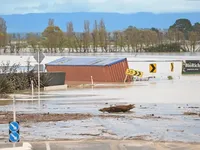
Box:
[169,19,193,39]
[124,26,139,52]
[83,20,90,53]
[91,20,99,52]
[0,17,7,49]
[99,19,108,52]
[27,33,41,52]
[66,22,77,53]
[193,22,200,34]
[124,26,134,52]
[42,21,65,53]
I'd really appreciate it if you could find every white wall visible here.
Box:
[128,61,182,77]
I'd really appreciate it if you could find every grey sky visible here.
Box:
[0,0,199,15]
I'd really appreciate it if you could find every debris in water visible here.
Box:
[140,107,148,109]
[167,129,184,132]
[99,104,135,113]
[183,112,198,116]
[188,107,199,109]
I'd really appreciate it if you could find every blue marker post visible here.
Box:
[9,96,20,147]
[9,121,20,143]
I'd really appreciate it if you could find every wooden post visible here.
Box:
[124,75,128,83]
[37,51,41,110]
[31,80,34,99]
[91,76,94,85]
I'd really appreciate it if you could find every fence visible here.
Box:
[0,72,66,86]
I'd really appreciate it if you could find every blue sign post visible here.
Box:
[9,121,20,143]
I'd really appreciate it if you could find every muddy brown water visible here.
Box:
[0,75,200,142]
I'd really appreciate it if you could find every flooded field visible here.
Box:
[0,75,200,143]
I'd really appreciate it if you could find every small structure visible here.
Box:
[45,57,130,84]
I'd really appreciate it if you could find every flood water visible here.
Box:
[1,76,200,113]
[0,54,200,143]
[0,75,200,143]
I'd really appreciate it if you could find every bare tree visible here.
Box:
[83,20,90,53]
[48,18,54,26]
[66,22,77,52]
[113,31,119,52]
[107,32,112,52]
[15,33,22,53]
[91,20,99,52]
[27,33,40,52]
[188,31,200,52]
[74,32,83,52]
[182,31,200,52]
[0,17,7,52]
[124,27,133,52]
[99,19,108,52]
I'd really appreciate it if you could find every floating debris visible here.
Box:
[188,107,199,109]
[183,112,198,116]
[99,104,135,113]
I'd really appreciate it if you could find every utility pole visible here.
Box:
[37,50,40,110]
[33,51,45,110]
[13,96,16,147]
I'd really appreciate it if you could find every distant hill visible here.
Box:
[1,12,200,33]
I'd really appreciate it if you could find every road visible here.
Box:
[0,140,200,150]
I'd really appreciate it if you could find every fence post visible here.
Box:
[124,75,128,83]
[91,76,94,86]
[31,80,34,99]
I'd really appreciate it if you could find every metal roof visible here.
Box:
[46,57,126,66]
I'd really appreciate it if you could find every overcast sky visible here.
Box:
[0,0,200,15]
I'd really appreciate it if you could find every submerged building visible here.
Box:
[45,57,130,84]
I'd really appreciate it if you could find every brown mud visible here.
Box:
[0,111,173,124]
[0,111,92,124]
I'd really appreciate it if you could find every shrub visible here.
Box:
[0,76,14,95]
[0,61,52,95]
[168,76,173,80]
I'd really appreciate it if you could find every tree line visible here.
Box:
[0,17,200,53]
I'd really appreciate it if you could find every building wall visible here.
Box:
[46,59,130,83]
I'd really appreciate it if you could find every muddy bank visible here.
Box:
[0,112,92,124]
[0,112,200,143]
[0,111,174,124]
